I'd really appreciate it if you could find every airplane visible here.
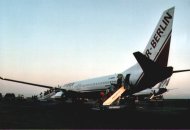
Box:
[1,7,190,107]
[133,78,171,101]
[39,76,171,102]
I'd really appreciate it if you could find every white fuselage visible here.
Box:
[61,63,143,92]
[62,74,118,92]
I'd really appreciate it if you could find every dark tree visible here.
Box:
[0,93,2,101]
[4,93,16,102]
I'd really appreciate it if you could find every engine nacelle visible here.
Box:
[51,91,66,100]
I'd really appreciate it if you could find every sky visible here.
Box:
[0,0,190,98]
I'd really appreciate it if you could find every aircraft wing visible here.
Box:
[133,88,153,96]
[0,76,108,99]
[0,76,53,89]
[133,77,172,100]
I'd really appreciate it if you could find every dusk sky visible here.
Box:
[0,0,190,98]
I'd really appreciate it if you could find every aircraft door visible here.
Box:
[117,74,123,89]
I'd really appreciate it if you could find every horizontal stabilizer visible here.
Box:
[133,51,173,86]
[173,69,190,73]
[133,51,161,73]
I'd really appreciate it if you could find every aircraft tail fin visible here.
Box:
[143,7,175,67]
